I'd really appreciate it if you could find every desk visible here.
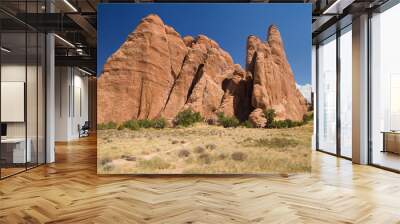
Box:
[1,138,31,163]
[382,131,400,154]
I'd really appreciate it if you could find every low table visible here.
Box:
[381,131,400,154]
[1,138,31,164]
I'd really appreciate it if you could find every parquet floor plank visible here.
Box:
[0,135,400,223]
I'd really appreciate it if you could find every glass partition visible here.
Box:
[0,1,46,179]
[317,35,337,154]
[1,31,28,177]
[370,3,400,171]
[27,31,38,169]
[339,26,352,158]
[38,32,45,165]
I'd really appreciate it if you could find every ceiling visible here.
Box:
[0,0,392,74]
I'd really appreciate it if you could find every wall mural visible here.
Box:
[97,3,312,174]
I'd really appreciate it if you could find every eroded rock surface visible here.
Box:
[98,14,307,125]
[246,26,308,121]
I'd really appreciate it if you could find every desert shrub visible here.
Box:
[263,109,276,128]
[171,140,179,144]
[252,137,300,148]
[218,153,227,160]
[122,118,167,130]
[117,125,124,130]
[137,157,170,170]
[271,119,304,129]
[294,121,304,126]
[122,120,140,130]
[174,109,203,127]
[302,112,313,123]
[205,143,217,150]
[198,153,211,164]
[231,152,247,161]
[97,121,117,130]
[206,118,217,125]
[100,157,112,166]
[103,164,115,172]
[282,119,294,128]
[178,149,191,158]
[217,112,240,128]
[97,123,105,130]
[152,117,167,129]
[194,146,205,154]
[105,138,112,143]
[137,119,154,128]
[262,108,307,129]
[121,155,136,161]
[241,120,254,128]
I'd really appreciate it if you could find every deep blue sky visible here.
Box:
[98,3,311,84]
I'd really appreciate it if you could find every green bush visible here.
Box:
[283,119,294,128]
[97,124,104,130]
[152,118,167,129]
[137,119,154,128]
[293,121,304,126]
[270,119,304,129]
[241,120,254,128]
[270,120,282,129]
[217,112,240,128]
[303,112,313,123]
[262,109,307,129]
[122,120,140,130]
[97,121,117,130]
[263,109,276,128]
[121,118,166,130]
[174,109,202,127]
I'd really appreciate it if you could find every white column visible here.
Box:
[352,14,369,164]
[46,1,55,163]
[312,45,317,150]
[46,33,55,163]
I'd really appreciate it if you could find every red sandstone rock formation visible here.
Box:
[249,108,267,128]
[98,14,307,125]
[246,25,308,122]
[98,15,179,124]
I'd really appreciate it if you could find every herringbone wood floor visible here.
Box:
[1,135,400,224]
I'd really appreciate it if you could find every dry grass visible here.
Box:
[178,149,190,158]
[231,152,247,161]
[137,157,171,171]
[97,122,312,174]
[194,146,205,154]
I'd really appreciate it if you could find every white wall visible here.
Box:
[72,72,89,138]
[1,65,26,136]
[55,67,89,141]
[55,66,70,141]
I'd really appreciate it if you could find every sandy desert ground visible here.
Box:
[97,123,312,174]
